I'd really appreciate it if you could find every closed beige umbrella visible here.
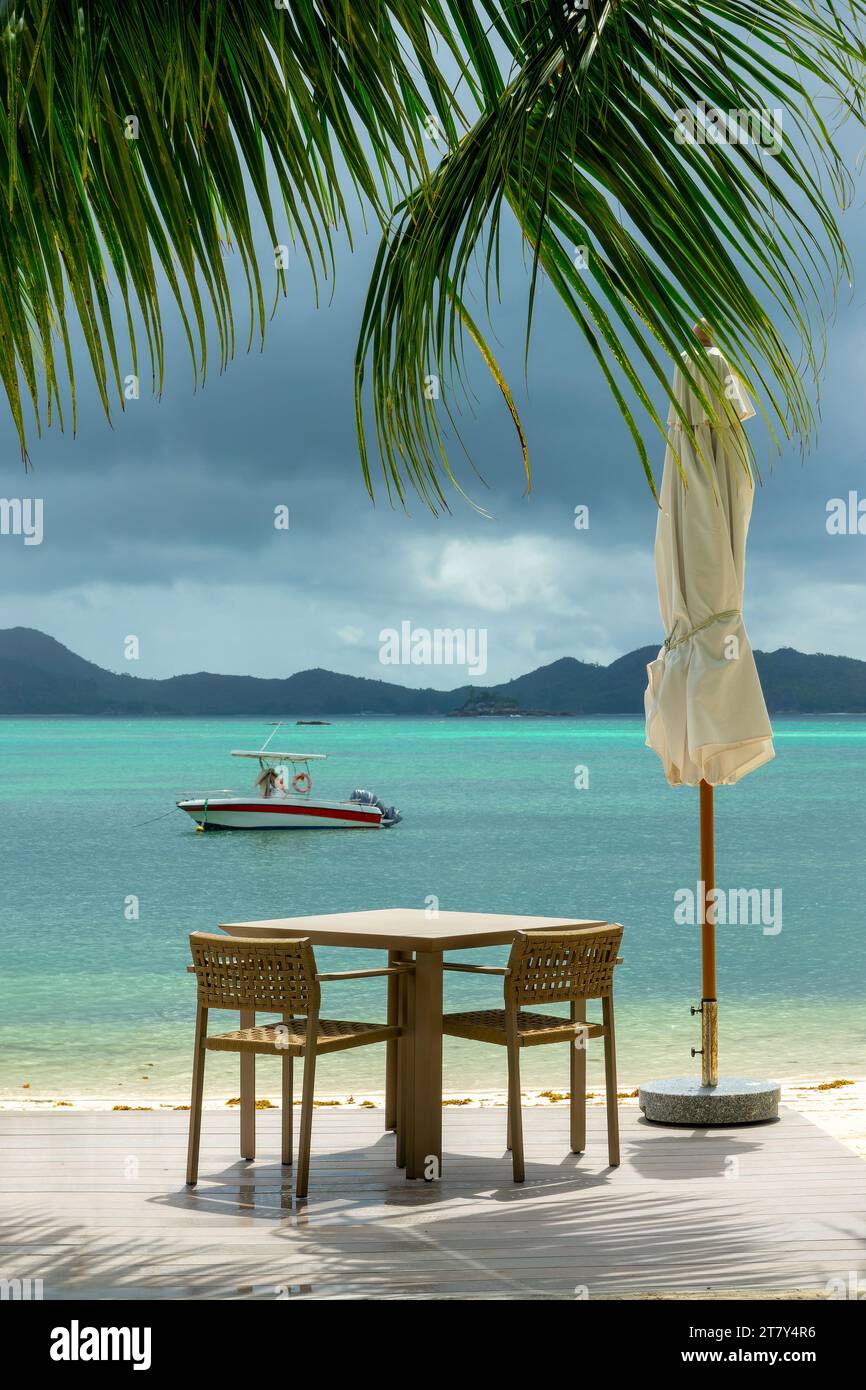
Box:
[640,325,778,1120]
[645,335,774,789]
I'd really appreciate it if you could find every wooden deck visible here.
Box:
[1,1106,864,1300]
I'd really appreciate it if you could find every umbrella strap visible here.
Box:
[663,609,740,653]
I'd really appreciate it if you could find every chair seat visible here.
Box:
[443,1009,605,1047]
[206,1017,401,1056]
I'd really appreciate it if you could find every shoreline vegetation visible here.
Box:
[4,1077,864,1159]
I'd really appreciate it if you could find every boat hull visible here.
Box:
[176,797,383,829]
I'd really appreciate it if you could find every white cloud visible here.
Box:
[411,534,582,615]
[7,520,866,687]
[4,531,660,683]
[750,572,866,660]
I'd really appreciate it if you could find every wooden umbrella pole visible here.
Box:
[700,779,719,1086]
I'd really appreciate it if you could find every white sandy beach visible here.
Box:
[4,1076,865,1159]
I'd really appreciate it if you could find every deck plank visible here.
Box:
[0,1106,863,1300]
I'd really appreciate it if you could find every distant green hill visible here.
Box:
[1,627,865,716]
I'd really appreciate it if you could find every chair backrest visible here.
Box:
[506,924,623,1007]
[189,933,319,1015]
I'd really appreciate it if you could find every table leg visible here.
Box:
[409,952,443,1180]
[240,1008,255,1160]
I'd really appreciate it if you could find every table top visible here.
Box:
[219,907,610,953]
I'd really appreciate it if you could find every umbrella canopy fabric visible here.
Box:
[645,347,774,787]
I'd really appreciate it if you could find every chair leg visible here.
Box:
[239,1008,256,1161]
[397,956,414,1173]
[395,1046,405,1166]
[281,1048,293,1167]
[295,1046,317,1199]
[186,1004,208,1186]
[395,959,414,1169]
[570,998,587,1154]
[385,951,399,1132]
[602,996,620,1167]
[505,1030,525,1183]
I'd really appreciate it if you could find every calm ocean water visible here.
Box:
[1,716,864,1098]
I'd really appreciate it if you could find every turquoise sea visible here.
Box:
[1,716,864,1100]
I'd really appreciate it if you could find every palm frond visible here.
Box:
[356,1,866,501]
[0,0,476,457]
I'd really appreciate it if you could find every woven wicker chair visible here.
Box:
[443,924,623,1182]
[186,932,414,1198]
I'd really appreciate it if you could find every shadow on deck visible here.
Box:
[0,1107,863,1299]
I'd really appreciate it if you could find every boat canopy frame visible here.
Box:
[230,751,328,762]
[231,749,327,798]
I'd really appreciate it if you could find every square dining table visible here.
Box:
[219,908,608,1179]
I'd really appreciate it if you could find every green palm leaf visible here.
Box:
[356,1,866,501]
[0,0,475,457]
[2,2,865,503]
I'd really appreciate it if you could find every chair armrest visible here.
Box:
[442,963,510,976]
[615,957,624,965]
[186,965,195,973]
[315,964,415,982]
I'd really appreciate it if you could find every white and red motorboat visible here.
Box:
[176,745,400,831]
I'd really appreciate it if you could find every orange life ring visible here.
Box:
[291,770,312,793]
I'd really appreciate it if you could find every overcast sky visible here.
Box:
[2,106,866,688]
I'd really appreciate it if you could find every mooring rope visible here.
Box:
[129,809,178,829]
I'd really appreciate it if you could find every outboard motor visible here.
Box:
[349,788,401,827]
